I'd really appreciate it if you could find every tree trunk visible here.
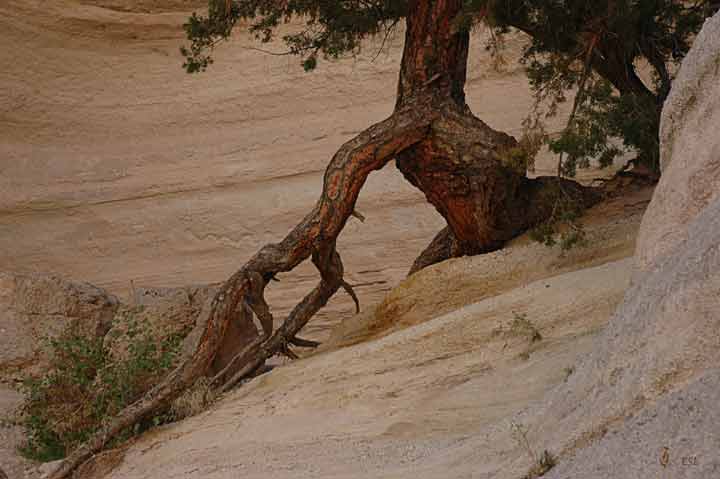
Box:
[394,0,597,272]
[49,2,596,477]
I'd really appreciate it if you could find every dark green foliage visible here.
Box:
[181,0,407,73]
[181,2,240,73]
[180,1,717,174]
[19,318,185,462]
[471,0,718,174]
[546,79,624,177]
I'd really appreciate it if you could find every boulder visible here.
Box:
[104,285,217,362]
[635,13,720,273]
[0,272,119,379]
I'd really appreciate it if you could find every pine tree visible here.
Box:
[182,0,716,173]
[49,2,716,477]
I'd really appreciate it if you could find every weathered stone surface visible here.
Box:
[324,188,648,351]
[548,370,720,478]
[531,12,720,479]
[538,195,720,478]
[635,13,720,274]
[0,272,119,378]
[104,285,217,361]
[0,386,36,479]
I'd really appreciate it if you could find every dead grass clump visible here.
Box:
[171,377,218,420]
[510,420,557,479]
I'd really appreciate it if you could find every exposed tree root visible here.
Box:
[408,225,460,275]
[409,175,601,274]
[47,106,434,479]
[47,1,602,476]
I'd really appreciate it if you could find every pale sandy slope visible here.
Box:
[0,0,615,342]
[102,257,634,479]
[87,182,646,479]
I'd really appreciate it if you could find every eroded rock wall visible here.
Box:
[534,12,720,478]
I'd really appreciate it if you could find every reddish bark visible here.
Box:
[395,0,468,107]
[395,0,597,270]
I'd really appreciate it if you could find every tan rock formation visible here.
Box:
[109,284,260,376]
[534,12,720,478]
[635,13,720,273]
[0,272,118,378]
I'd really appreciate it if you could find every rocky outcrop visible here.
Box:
[0,272,119,378]
[0,274,120,479]
[531,12,720,478]
[0,272,261,382]
[105,285,217,362]
[635,13,720,273]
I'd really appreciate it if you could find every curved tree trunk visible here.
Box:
[393,0,597,272]
[407,174,598,273]
[49,2,596,477]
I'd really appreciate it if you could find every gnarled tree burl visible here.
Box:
[49,1,596,477]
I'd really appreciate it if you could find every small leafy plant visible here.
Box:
[19,317,185,462]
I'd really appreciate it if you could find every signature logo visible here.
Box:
[660,447,670,468]
[659,447,699,468]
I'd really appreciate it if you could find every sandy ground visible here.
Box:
[100,254,635,479]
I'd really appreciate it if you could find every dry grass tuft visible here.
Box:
[171,377,218,421]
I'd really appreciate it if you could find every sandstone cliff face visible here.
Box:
[635,14,720,273]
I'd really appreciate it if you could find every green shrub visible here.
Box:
[19,316,185,462]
